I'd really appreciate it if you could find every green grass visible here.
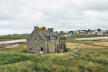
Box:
[0,34,28,39]
[0,33,108,72]
[0,49,107,72]
[0,43,27,53]
[0,53,31,65]
[0,42,108,72]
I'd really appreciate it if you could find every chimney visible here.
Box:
[34,26,39,30]
[42,27,46,30]
[48,28,53,32]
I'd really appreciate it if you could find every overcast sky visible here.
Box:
[0,0,108,34]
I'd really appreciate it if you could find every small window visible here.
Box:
[35,38,38,41]
[29,48,32,50]
[29,48,33,52]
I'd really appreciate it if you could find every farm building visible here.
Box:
[67,31,76,37]
[27,26,66,54]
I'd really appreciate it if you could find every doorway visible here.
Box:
[40,47,43,54]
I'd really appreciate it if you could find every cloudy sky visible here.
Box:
[0,0,108,34]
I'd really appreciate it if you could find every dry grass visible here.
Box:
[0,39,108,72]
[0,43,27,53]
[67,39,108,49]
[66,42,103,49]
[92,41,108,47]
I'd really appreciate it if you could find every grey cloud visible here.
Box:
[0,0,108,34]
[82,0,108,11]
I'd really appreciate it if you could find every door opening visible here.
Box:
[40,47,43,54]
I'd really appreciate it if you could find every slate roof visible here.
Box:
[38,30,58,40]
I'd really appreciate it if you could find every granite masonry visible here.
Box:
[27,26,66,54]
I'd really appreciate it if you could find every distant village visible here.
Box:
[57,29,108,37]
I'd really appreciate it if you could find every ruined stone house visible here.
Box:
[27,26,66,54]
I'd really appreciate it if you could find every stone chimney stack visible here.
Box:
[42,27,46,30]
[34,26,39,30]
[48,28,53,32]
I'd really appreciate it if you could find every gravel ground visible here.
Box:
[76,37,108,41]
[0,39,26,48]
[0,39,26,44]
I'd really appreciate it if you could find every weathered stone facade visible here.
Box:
[27,26,66,54]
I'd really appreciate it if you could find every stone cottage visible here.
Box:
[27,26,66,54]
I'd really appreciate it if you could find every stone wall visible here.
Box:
[27,30,48,53]
[27,28,66,54]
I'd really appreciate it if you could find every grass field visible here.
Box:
[0,37,108,72]
[0,34,28,40]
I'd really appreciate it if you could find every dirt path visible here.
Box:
[0,39,26,44]
[0,39,27,48]
[76,37,108,41]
